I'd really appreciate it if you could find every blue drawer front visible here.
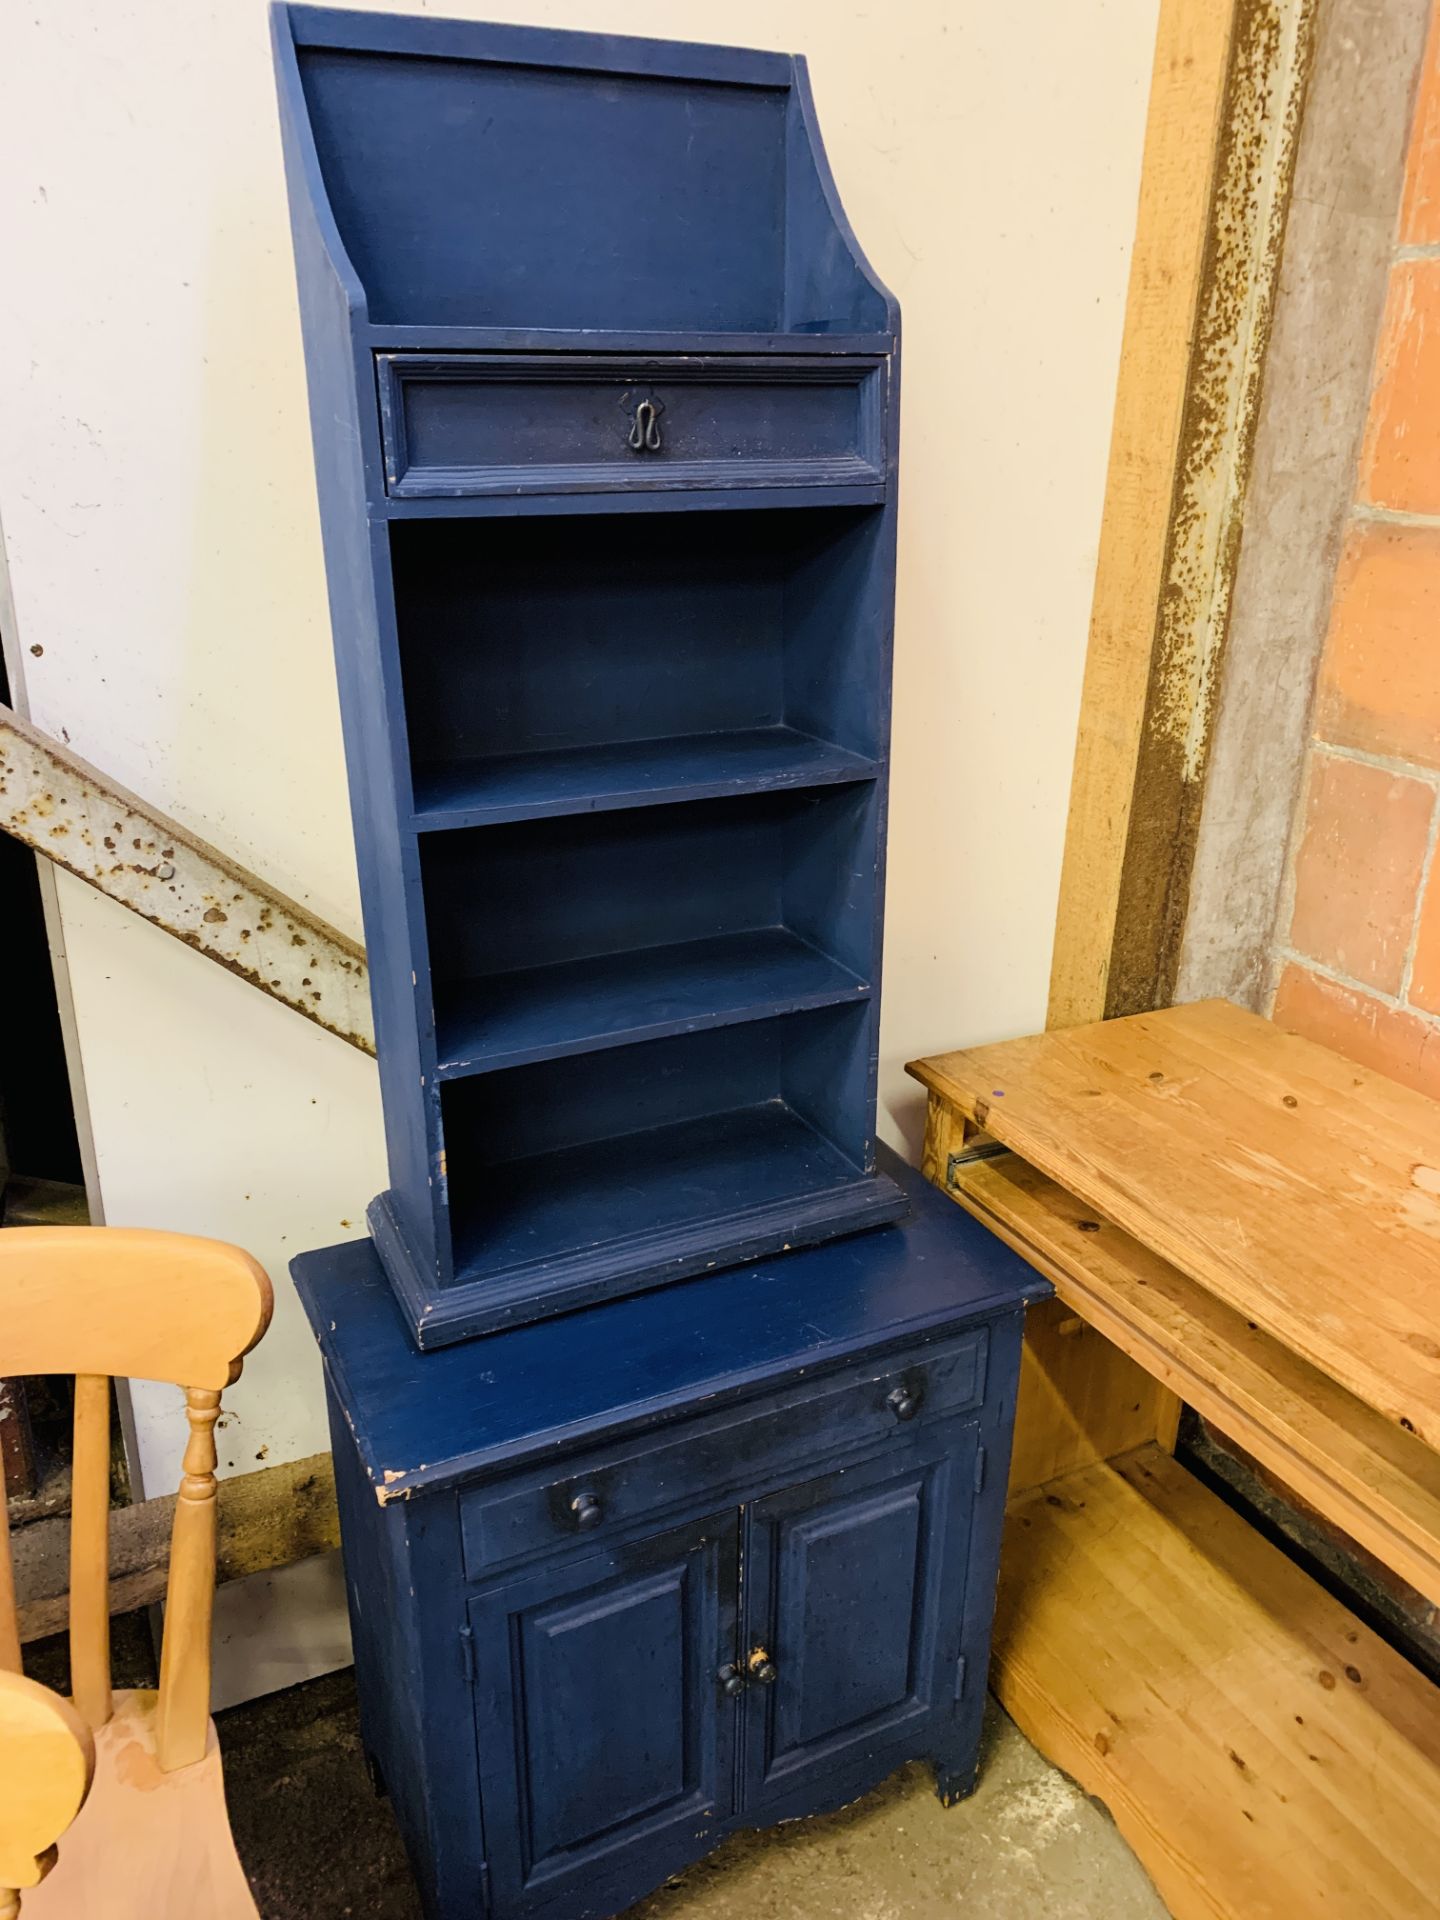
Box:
[461,1326,988,1576]
[377,353,887,497]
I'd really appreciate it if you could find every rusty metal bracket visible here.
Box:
[0,703,374,1054]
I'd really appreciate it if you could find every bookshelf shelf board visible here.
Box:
[411,729,879,831]
[435,928,871,1078]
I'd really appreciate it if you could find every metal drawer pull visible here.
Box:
[570,1490,604,1530]
[886,1385,921,1422]
[627,398,663,453]
[747,1647,777,1685]
[717,1662,746,1699]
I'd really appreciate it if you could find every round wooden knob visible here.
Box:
[570,1491,604,1530]
[717,1663,746,1699]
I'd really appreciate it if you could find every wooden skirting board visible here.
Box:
[998,1447,1440,1920]
[9,1452,338,1644]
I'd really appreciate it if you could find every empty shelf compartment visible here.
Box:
[440,1005,890,1295]
[424,786,878,1075]
[393,506,888,826]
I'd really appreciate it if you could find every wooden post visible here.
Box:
[154,1388,221,1773]
[1030,0,1317,1476]
[68,1375,111,1731]
[1048,0,1317,1027]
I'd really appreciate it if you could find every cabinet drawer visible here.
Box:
[376,353,887,498]
[461,1326,988,1577]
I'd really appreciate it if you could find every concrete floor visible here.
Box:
[214,1666,1168,1920]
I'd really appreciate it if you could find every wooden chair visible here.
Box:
[0,1675,93,1918]
[0,1228,272,1917]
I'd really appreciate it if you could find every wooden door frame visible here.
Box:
[1038,0,1317,1480]
[1048,0,1319,1029]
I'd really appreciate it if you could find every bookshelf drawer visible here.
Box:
[376,353,886,497]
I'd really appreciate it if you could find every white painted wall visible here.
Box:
[0,0,1156,1672]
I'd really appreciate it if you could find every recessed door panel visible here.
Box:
[518,1567,693,1859]
[775,1480,924,1751]
[740,1421,977,1804]
[470,1509,739,1910]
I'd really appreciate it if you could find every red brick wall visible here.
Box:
[1272,13,1440,1095]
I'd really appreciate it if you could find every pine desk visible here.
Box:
[909,1000,1440,1920]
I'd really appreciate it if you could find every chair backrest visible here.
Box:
[0,1670,95,1915]
[0,1229,273,1781]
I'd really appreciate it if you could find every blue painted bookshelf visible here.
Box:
[275,5,907,1345]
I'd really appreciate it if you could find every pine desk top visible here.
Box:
[908,997,1440,1451]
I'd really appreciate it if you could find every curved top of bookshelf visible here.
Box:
[272,3,897,338]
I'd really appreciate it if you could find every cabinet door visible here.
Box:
[739,1420,977,1810]
[469,1508,739,1915]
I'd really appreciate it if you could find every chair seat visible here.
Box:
[23,1691,257,1919]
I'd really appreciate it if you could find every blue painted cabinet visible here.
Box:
[273,5,907,1346]
[294,1152,1049,1920]
[276,15,1050,1917]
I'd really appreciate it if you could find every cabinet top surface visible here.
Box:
[292,1147,1045,1499]
[908,998,1440,1451]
